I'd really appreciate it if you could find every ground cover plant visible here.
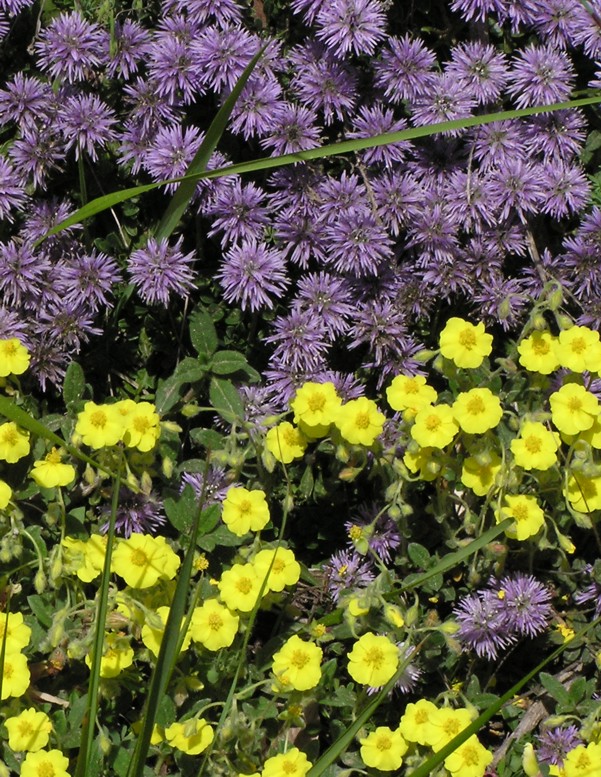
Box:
[3,0,601,775]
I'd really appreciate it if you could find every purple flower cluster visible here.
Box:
[454,573,553,660]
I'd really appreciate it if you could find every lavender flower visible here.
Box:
[540,161,590,219]
[0,240,48,306]
[323,549,375,602]
[180,467,232,505]
[487,159,545,222]
[0,157,27,221]
[21,198,79,247]
[9,124,65,189]
[167,0,243,26]
[525,0,581,48]
[508,44,575,109]
[192,23,260,94]
[471,120,527,169]
[58,95,117,161]
[229,77,284,139]
[123,77,182,134]
[207,181,270,246]
[290,0,326,24]
[315,171,367,219]
[29,338,68,390]
[522,110,587,160]
[128,237,196,306]
[410,72,476,133]
[147,22,202,104]
[537,726,582,767]
[347,103,411,167]
[0,0,35,13]
[61,251,121,311]
[260,103,321,155]
[374,34,436,103]
[143,124,202,192]
[473,275,529,330]
[266,309,330,371]
[0,308,29,343]
[293,272,354,337]
[107,19,152,79]
[574,564,601,617]
[217,240,288,312]
[100,490,166,538]
[490,573,553,638]
[371,170,425,236]
[445,42,509,104]
[273,206,327,268]
[344,504,401,564]
[449,0,504,22]
[0,74,52,129]
[36,301,101,352]
[324,209,393,277]
[35,11,109,82]
[315,0,386,57]
[454,590,515,660]
[348,299,408,373]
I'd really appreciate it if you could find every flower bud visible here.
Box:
[34,568,47,594]
[522,743,540,777]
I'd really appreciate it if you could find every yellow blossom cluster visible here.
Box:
[74,399,161,451]
[0,612,32,701]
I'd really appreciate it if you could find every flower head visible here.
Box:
[217,241,288,312]
[265,422,308,464]
[439,317,493,368]
[555,326,601,372]
[444,735,493,777]
[517,331,560,374]
[387,374,437,415]
[111,534,180,589]
[347,632,399,687]
[272,635,323,691]
[165,719,214,755]
[85,632,135,677]
[253,548,301,593]
[5,708,52,752]
[291,381,342,435]
[30,448,75,488]
[261,748,312,777]
[510,422,559,470]
[221,487,270,537]
[218,563,261,612]
[0,422,30,463]
[334,397,385,446]
[35,11,109,82]
[315,0,386,57]
[190,599,239,651]
[75,402,123,449]
[20,750,70,777]
[411,404,458,449]
[461,453,502,496]
[452,388,503,434]
[537,726,583,767]
[0,337,30,376]
[496,494,545,541]
[360,726,408,771]
[550,384,599,435]
[128,237,196,306]
[1,651,30,699]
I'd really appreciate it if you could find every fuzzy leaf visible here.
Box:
[209,377,244,424]
[189,307,218,359]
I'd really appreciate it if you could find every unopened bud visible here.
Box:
[34,568,47,594]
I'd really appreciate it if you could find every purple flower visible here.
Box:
[21,198,79,245]
[472,120,527,169]
[348,299,408,373]
[35,11,109,82]
[35,301,101,352]
[28,338,68,390]
[449,0,504,22]
[315,0,386,57]
[217,240,288,312]
[445,42,509,104]
[147,21,202,104]
[266,309,329,371]
[289,41,358,124]
[323,549,375,602]
[443,169,499,232]
[9,124,65,190]
[107,19,152,79]
[0,74,52,129]
[406,202,460,263]
[487,159,545,223]
[290,0,326,24]
[410,72,476,133]
[180,467,232,505]
[208,181,270,246]
[537,726,582,767]
[58,95,117,161]
[473,275,529,330]
[143,124,202,192]
[128,237,196,306]
[525,0,582,48]
[347,103,411,167]
[293,272,354,338]
[123,77,182,134]
[167,0,243,26]
[260,103,321,155]
[374,34,436,103]
[508,44,575,109]
[0,0,34,13]
[522,109,587,161]
[490,573,553,638]
[455,591,515,660]
[61,251,121,311]
[118,122,154,175]
[101,490,166,538]
[315,171,367,219]
[0,240,48,305]
[0,157,27,221]
[239,385,283,429]
[574,564,601,617]
[539,160,590,219]
[229,77,283,139]
[371,170,425,236]
[324,210,393,277]
[0,308,29,343]
[191,23,260,94]
[345,503,401,564]
[273,206,327,268]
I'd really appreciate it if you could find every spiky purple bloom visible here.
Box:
[345,503,401,564]
[374,34,436,103]
[525,0,581,48]
[410,72,476,133]
[454,590,516,660]
[324,210,393,277]
[100,490,166,538]
[537,726,582,767]
[123,77,182,134]
[239,385,283,429]
[443,169,499,232]
[574,564,601,617]
[315,0,386,57]
[471,120,527,169]
[266,309,330,371]
[540,161,590,219]
[294,272,354,337]
[9,124,65,189]
[490,573,553,638]
[449,0,504,22]
[217,240,288,312]
[508,45,575,109]
[522,109,587,160]
[21,198,79,246]
[0,0,34,13]
[167,0,243,26]
[371,171,425,236]
[61,251,121,311]
[487,159,545,223]
[143,124,202,192]
[406,202,461,263]
[290,0,326,23]
[273,206,327,268]
[28,338,68,390]
[0,240,49,306]
[107,19,152,79]
[58,95,117,161]
[445,42,509,104]
[289,41,358,125]
[323,549,375,602]
[260,103,321,155]
[473,275,529,330]
[347,103,411,167]
[315,171,367,219]
[0,157,27,221]
[36,300,101,352]
[0,74,52,129]
[192,23,260,94]
[128,237,196,306]
[117,122,153,175]
[147,20,202,104]
[180,467,232,505]
[348,299,408,372]
[208,181,270,246]
[35,11,109,82]
[230,77,283,139]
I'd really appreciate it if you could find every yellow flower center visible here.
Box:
[377,735,392,752]
[91,410,108,429]
[133,416,151,433]
[568,397,583,412]
[283,427,300,445]
[425,414,441,432]
[4,341,17,356]
[208,613,223,631]
[570,336,587,354]
[466,396,485,415]
[355,412,370,429]
[38,763,55,777]
[290,649,310,669]
[576,753,591,770]
[18,720,34,736]
[349,525,363,541]
[308,392,326,412]
[405,380,419,394]
[524,435,542,453]
[282,761,296,776]
[238,499,252,515]
[459,329,477,348]
[272,559,285,573]
[415,710,428,724]
[4,662,12,679]
[512,504,528,522]
[462,745,480,766]
[1,428,18,445]
[443,719,461,737]
[364,647,384,669]
[532,337,550,355]
[236,576,253,595]
[131,549,148,566]
[46,448,62,464]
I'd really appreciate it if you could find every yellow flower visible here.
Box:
[85,632,135,677]
[30,448,76,488]
[265,422,308,463]
[221,487,270,537]
[429,706,474,752]
[0,479,12,509]
[386,374,438,414]
[21,750,70,777]
[562,741,601,777]
[510,422,559,470]
[557,624,575,642]
[399,699,439,746]
[347,632,399,687]
[140,606,192,657]
[461,453,502,496]
[190,599,239,651]
[164,718,214,755]
[261,748,312,777]
[496,494,545,540]
[0,421,30,463]
[0,612,32,652]
[334,397,385,446]
[517,331,559,374]
[5,708,52,752]
[452,388,503,434]
[253,547,301,592]
[271,635,323,691]
[75,401,124,448]
[111,534,180,588]
[565,473,601,513]
[359,726,408,771]
[411,404,458,448]
[439,317,493,368]
[1,651,30,699]
[0,338,30,376]
[550,384,599,435]
[444,735,493,777]
[555,325,601,372]
[62,535,107,583]
[122,402,161,452]
[290,381,342,436]
[403,446,443,481]
[218,563,262,612]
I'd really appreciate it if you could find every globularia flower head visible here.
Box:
[180,467,232,506]
[143,124,202,193]
[374,34,436,103]
[445,42,509,104]
[574,564,601,617]
[537,726,582,767]
[347,104,411,167]
[324,549,375,602]
[508,44,575,109]
[0,157,27,221]
[35,11,109,82]
[107,19,152,79]
[61,251,121,311]
[522,109,586,160]
[58,95,117,161]
[315,0,387,57]
[168,0,243,26]
[217,240,288,312]
[208,181,270,246]
[101,490,166,538]
[490,573,553,638]
[0,73,52,129]
[0,240,48,306]
[192,23,260,94]
[261,103,321,155]
[128,237,196,306]
[454,590,514,660]
[294,272,354,337]
[410,72,476,132]
[266,309,329,371]
[229,77,283,139]
[147,22,202,105]
[9,124,65,189]
[449,0,504,23]
[345,504,401,564]
[324,209,393,277]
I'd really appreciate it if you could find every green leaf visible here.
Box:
[27,594,53,628]
[540,671,572,707]
[407,542,430,568]
[198,503,221,536]
[210,350,260,380]
[63,362,85,406]
[209,377,244,424]
[188,428,224,449]
[155,359,206,415]
[164,486,197,533]
[189,307,218,359]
